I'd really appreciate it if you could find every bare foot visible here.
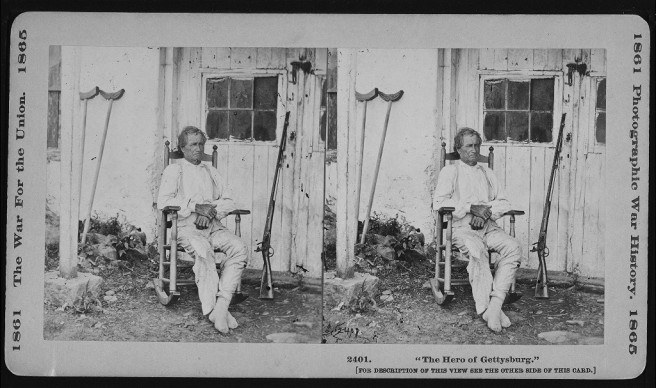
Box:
[227,311,238,329]
[482,296,504,333]
[500,310,511,328]
[208,297,231,334]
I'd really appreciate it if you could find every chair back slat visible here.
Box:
[212,145,218,168]
[439,143,495,170]
[165,142,216,166]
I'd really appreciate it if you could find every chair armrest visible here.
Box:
[502,210,525,216]
[229,209,251,216]
[163,206,181,213]
[437,207,455,215]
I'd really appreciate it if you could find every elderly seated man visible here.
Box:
[433,127,522,332]
[157,126,248,334]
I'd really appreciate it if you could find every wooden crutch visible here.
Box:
[354,88,378,236]
[77,87,100,221]
[80,89,125,245]
[360,90,403,244]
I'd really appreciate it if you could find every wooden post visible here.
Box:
[565,51,583,273]
[335,49,358,279]
[58,46,81,279]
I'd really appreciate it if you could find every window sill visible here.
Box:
[482,141,557,149]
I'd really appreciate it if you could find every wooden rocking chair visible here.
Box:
[154,140,250,306]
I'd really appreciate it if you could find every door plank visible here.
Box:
[504,147,531,258]
[527,147,547,269]
[230,47,257,69]
[250,145,270,271]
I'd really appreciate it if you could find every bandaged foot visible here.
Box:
[208,294,235,334]
[482,296,505,333]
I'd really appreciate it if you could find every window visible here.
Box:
[482,77,556,143]
[48,46,61,149]
[204,75,279,141]
[594,78,606,144]
[321,48,338,151]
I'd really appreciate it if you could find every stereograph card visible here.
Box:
[4,13,649,379]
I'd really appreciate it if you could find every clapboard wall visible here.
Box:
[159,47,327,278]
[443,49,606,277]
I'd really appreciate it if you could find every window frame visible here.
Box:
[478,70,563,147]
[200,69,287,145]
[588,76,606,152]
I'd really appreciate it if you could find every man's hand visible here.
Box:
[470,204,492,220]
[194,214,211,229]
[470,215,486,230]
[195,203,217,219]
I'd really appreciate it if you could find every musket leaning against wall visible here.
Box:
[532,113,567,299]
[255,111,290,300]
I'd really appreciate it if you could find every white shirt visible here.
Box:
[433,160,511,226]
[157,158,237,228]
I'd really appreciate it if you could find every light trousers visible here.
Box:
[452,220,521,315]
[178,220,248,315]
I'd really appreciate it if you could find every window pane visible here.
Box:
[530,112,553,143]
[254,77,278,110]
[508,81,529,110]
[230,110,252,140]
[595,112,606,144]
[596,79,606,110]
[483,112,506,141]
[206,78,228,109]
[253,111,277,141]
[206,111,229,140]
[327,92,338,150]
[484,80,505,109]
[507,112,529,141]
[320,78,327,142]
[47,91,60,148]
[530,78,554,111]
[230,78,253,109]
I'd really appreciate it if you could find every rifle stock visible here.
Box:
[532,113,566,299]
[256,112,290,300]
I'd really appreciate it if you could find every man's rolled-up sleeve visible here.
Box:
[157,165,195,218]
[433,165,470,219]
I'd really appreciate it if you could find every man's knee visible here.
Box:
[500,237,521,263]
[234,238,248,258]
[223,235,248,263]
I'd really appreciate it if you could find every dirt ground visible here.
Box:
[322,262,604,345]
[44,260,322,343]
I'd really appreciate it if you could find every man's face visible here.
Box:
[181,133,205,165]
[457,134,481,166]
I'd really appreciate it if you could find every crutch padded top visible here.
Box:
[378,90,404,102]
[79,86,100,100]
[100,88,125,101]
[355,88,379,102]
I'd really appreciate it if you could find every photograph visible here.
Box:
[4,13,648,379]
[323,48,606,345]
[43,46,334,343]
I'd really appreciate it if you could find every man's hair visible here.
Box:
[178,126,207,149]
[453,127,482,151]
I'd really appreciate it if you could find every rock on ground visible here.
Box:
[323,271,379,307]
[538,330,581,344]
[44,271,104,307]
[266,332,311,343]
[91,244,118,261]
